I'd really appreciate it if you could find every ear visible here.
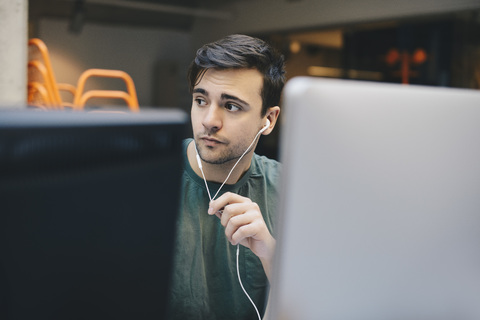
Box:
[262,106,280,135]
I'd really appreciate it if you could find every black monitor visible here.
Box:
[0,109,188,320]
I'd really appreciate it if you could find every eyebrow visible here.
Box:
[193,88,251,108]
[193,88,207,95]
[221,93,250,107]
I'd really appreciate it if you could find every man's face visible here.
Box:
[191,68,265,165]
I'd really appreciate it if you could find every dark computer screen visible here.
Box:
[0,109,188,320]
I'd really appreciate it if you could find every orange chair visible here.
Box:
[27,81,51,109]
[27,61,55,107]
[28,38,140,111]
[73,68,139,112]
[27,38,64,108]
[57,83,77,108]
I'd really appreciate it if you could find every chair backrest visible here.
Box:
[27,39,139,111]
[73,68,140,112]
[27,38,63,108]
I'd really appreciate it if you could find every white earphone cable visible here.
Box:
[210,124,267,201]
[196,153,213,201]
[237,244,262,320]
[193,122,268,320]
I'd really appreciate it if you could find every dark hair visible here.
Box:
[187,34,286,116]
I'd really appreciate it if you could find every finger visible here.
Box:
[231,219,263,246]
[225,209,266,244]
[208,192,250,216]
[224,210,257,244]
[220,202,253,227]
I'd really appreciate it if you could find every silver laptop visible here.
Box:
[269,78,480,320]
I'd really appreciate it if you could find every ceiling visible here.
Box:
[29,0,237,32]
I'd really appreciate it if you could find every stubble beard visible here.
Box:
[194,135,256,166]
[196,142,242,165]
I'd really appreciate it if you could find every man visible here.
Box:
[167,34,285,320]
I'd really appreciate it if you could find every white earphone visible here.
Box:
[193,118,270,320]
[260,119,270,134]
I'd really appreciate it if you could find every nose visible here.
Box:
[202,105,222,133]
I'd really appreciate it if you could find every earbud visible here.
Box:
[259,119,270,134]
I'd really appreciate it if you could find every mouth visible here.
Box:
[199,136,224,147]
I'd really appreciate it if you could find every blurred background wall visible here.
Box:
[1,0,479,157]
[1,0,478,108]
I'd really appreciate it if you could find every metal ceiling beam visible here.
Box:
[80,0,233,20]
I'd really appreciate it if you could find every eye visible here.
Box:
[194,97,207,106]
[225,103,241,112]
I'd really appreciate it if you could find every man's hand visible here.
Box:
[208,192,276,280]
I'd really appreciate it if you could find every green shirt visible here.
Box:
[166,139,281,320]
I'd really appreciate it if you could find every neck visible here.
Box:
[187,140,253,185]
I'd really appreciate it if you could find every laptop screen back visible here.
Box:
[270,78,480,320]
